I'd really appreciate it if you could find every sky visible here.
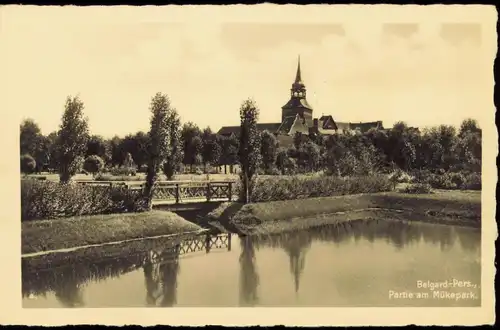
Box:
[2,5,497,138]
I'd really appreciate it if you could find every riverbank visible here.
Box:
[206,190,481,235]
[22,210,203,255]
[21,189,481,262]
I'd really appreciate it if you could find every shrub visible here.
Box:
[20,154,37,174]
[463,172,481,190]
[95,174,143,182]
[21,180,145,221]
[83,155,105,176]
[410,169,480,191]
[66,156,85,178]
[110,166,137,176]
[264,167,281,175]
[247,174,393,203]
[402,183,432,194]
[447,172,467,188]
[123,152,136,169]
[427,174,457,190]
[411,169,433,183]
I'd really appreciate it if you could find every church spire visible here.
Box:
[294,55,302,84]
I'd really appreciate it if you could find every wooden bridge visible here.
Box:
[77,180,238,207]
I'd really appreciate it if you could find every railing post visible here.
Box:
[175,183,180,204]
[227,234,232,252]
[228,182,232,201]
[206,182,211,202]
[205,235,211,253]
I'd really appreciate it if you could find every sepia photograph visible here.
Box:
[0,3,496,326]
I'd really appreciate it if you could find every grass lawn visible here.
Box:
[22,210,202,255]
[207,190,481,235]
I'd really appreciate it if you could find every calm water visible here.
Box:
[22,219,481,307]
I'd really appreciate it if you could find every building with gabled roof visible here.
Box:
[217,57,384,143]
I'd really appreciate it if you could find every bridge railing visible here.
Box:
[77,180,237,203]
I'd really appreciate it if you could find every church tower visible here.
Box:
[281,56,314,124]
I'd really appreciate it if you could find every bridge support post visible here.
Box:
[205,235,211,253]
[206,182,211,202]
[175,184,180,204]
[228,182,232,201]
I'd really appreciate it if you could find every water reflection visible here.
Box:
[250,219,479,255]
[22,254,144,307]
[22,220,480,307]
[281,232,312,293]
[23,233,232,307]
[54,277,84,307]
[143,244,181,307]
[238,235,259,306]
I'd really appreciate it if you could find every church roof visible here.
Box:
[276,116,297,134]
[281,97,313,110]
[277,114,310,135]
[348,121,383,132]
[217,123,282,136]
[329,121,383,133]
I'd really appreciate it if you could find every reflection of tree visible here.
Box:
[23,255,143,302]
[239,235,259,306]
[143,256,161,306]
[250,218,476,255]
[455,227,481,254]
[143,245,181,307]
[54,277,84,308]
[159,245,181,307]
[281,232,312,293]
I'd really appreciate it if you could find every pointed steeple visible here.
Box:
[294,55,303,84]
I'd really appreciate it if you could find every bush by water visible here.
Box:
[246,174,393,203]
[21,179,146,221]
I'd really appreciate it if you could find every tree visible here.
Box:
[20,118,42,156]
[132,131,150,169]
[123,152,136,169]
[201,127,220,172]
[86,135,111,163]
[298,141,321,172]
[459,118,481,138]
[143,93,176,210]
[162,108,183,180]
[20,118,51,172]
[20,154,36,175]
[120,132,149,169]
[55,96,89,183]
[46,131,59,172]
[454,120,482,173]
[35,135,53,172]
[276,148,295,175]
[83,155,105,177]
[239,98,261,204]
[293,131,309,149]
[219,133,239,174]
[181,122,202,171]
[260,130,279,172]
[191,136,203,169]
[109,135,124,167]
